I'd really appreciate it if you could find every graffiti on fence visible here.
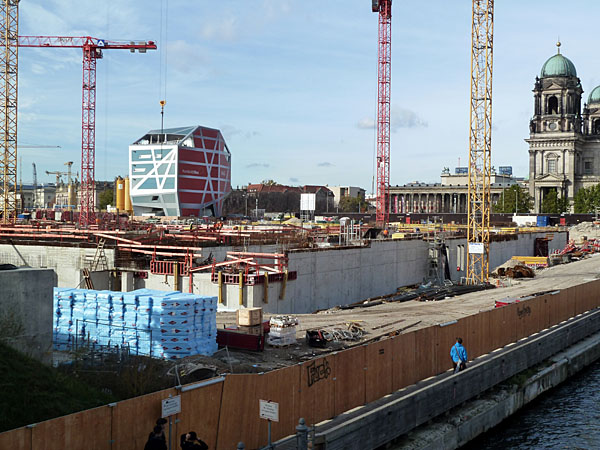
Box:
[307,358,332,387]
[517,305,532,318]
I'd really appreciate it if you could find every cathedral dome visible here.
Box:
[541,53,577,78]
[589,86,600,104]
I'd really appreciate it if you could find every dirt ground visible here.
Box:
[185,253,600,375]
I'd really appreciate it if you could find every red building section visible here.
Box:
[129,125,231,217]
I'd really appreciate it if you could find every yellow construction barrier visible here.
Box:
[511,256,549,268]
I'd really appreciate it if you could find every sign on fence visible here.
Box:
[468,242,484,254]
[162,395,181,418]
[259,400,279,422]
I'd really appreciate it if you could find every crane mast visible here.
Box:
[467,0,494,283]
[372,0,392,227]
[0,0,18,223]
[17,36,157,227]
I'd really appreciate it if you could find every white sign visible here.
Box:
[161,395,181,418]
[300,193,316,211]
[259,400,279,422]
[468,243,484,254]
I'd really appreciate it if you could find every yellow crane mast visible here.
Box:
[467,0,494,283]
[0,0,18,223]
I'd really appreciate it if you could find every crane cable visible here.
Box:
[159,0,169,107]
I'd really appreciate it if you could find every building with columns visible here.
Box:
[527,42,600,212]
[388,166,522,214]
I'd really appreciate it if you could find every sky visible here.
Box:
[16,0,600,192]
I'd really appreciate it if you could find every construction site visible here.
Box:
[3,1,600,450]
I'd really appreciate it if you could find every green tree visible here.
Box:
[261,179,278,186]
[493,185,533,213]
[99,189,114,211]
[574,184,600,213]
[338,196,365,213]
[540,188,569,213]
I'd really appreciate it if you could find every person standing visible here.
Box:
[144,425,167,450]
[450,337,468,373]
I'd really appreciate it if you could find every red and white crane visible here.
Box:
[18,36,157,227]
[372,0,392,227]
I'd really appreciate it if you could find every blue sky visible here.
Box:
[17,1,600,192]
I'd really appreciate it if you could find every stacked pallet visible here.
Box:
[267,315,298,347]
[53,288,218,358]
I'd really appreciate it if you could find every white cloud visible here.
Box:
[200,16,238,42]
[356,106,427,132]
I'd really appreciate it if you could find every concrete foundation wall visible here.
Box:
[0,232,568,315]
[0,268,56,362]
[0,244,115,288]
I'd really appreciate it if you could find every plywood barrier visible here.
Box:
[32,405,111,450]
[413,326,437,381]
[0,427,29,450]
[177,380,223,450]
[334,346,366,416]
[3,281,600,449]
[217,367,301,450]
[365,339,393,403]
[299,355,336,425]
[113,388,176,450]
[391,331,417,391]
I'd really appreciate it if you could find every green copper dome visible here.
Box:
[589,86,600,104]
[541,53,577,78]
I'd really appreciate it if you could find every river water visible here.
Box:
[464,360,600,449]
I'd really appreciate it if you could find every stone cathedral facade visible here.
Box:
[527,43,600,212]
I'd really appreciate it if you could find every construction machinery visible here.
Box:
[45,169,68,186]
[372,0,392,227]
[16,35,157,227]
[466,0,494,283]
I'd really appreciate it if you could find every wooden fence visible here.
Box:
[2,280,600,450]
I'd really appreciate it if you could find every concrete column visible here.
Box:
[122,272,134,292]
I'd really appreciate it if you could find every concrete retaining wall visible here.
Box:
[0,232,567,315]
[0,268,56,362]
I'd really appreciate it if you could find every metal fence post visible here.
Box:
[237,442,245,450]
[296,418,308,450]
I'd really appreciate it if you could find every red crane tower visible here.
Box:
[17,36,157,226]
[372,0,392,227]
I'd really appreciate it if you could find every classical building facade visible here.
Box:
[527,43,600,212]
[387,167,522,214]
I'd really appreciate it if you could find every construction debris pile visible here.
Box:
[492,258,535,278]
[267,315,298,347]
[53,288,217,359]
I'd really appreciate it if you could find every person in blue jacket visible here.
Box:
[450,337,468,373]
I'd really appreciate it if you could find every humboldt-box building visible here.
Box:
[129,125,231,217]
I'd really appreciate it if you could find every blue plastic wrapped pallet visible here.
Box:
[52,288,218,358]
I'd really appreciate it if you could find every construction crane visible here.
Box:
[17,35,157,227]
[0,0,18,223]
[46,169,68,187]
[64,161,73,185]
[466,0,494,283]
[31,162,37,208]
[372,0,392,227]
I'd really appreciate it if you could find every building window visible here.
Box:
[547,96,559,114]
[547,159,557,173]
[584,160,593,175]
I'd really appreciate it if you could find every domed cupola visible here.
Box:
[530,42,583,135]
[589,85,600,105]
